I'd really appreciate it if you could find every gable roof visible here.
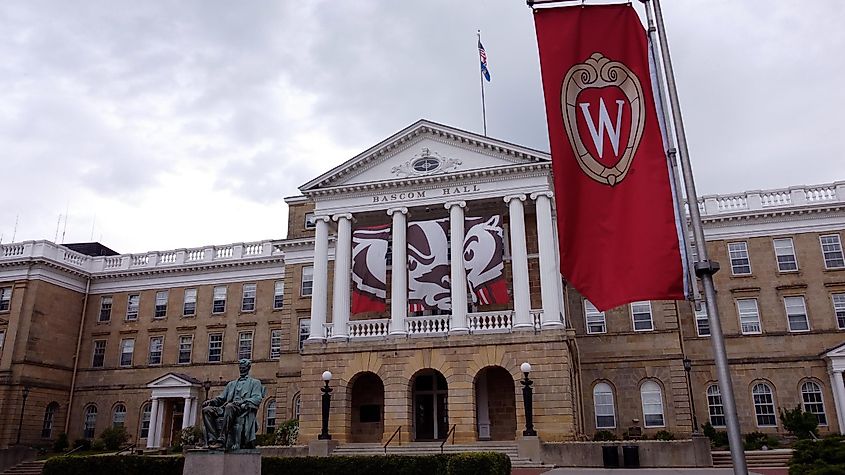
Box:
[147,372,202,388]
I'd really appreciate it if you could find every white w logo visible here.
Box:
[578,98,625,159]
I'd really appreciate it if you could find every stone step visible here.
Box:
[1,461,45,475]
[712,449,792,467]
[331,442,547,469]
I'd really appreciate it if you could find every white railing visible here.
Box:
[468,311,513,333]
[323,323,333,339]
[806,185,837,203]
[215,246,233,259]
[2,244,26,257]
[131,254,149,267]
[186,249,205,262]
[348,318,390,338]
[406,315,450,335]
[715,194,748,212]
[697,181,843,216]
[159,251,177,264]
[243,243,263,256]
[103,256,122,269]
[760,190,791,207]
[531,309,544,330]
[62,249,89,267]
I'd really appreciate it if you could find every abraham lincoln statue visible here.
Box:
[202,359,265,451]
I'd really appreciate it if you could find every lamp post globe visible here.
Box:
[520,362,532,374]
[322,371,333,382]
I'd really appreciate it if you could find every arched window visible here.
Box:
[139,403,151,439]
[83,405,97,439]
[42,402,59,439]
[801,381,827,426]
[112,404,126,428]
[752,383,777,427]
[640,381,665,427]
[292,393,301,420]
[706,385,725,427]
[593,383,616,429]
[265,400,277,434]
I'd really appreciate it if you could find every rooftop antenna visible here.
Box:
[61,203,69,243]
[55,214,63,243]
[90,214,96,241]
[12,215,19,242]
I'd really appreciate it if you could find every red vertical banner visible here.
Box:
[533,4,684,311]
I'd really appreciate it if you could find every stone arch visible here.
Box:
[409,368,449,441]
[473,365,516,441]
[347,371,385,442]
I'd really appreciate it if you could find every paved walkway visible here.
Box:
[533,469,775,475]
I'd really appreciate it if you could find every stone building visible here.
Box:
[1,120,844,448]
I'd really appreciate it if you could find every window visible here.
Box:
[270,329,282,359]
[154,291,168,318]
[92,340,106,368]
[98,296,112,322]
[0,287,11,311]
[83,405,97,439]
[208,333,223,362]
[148,336,163,365]
[178,335,193,364]
[119,338,134,367]
[265,400,277,434]
[112,404,126,428]
[584,300,606,334]
[292,393,301,420]
[126,294,140,321]
[304,212,316,229]
[241,284,256,312]
[299,318,310,352]
[736,298,761,334]
[833,294,845,330]
[238,332,253,360]
[140,403,151,439]
[0,330,4,355]
[301,267,314,297]
[707,384,725,427]
[273,281,284,309]
[752,383,777,427]
[801,381,827,426]
[695,303,710,337]
[631,301,653,331]
[183,289,197,316]
[640,381,665,427]
[42,402,59,438]
[773,238,798,272]
[593,383,616,429]
[784,296,810,332]
[728,242,751,275]
[212,286,227,313]
[821,234,845,269]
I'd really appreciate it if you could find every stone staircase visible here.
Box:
[712,449,793,468]
[1,461,45,475]
[331,441,549,469]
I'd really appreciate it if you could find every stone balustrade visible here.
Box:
[467,311,513,333]
[406,315,450,335]
[697,181,845,216]
[347,318,390,339]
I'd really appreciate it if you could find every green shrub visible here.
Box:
[180,425,204,449]
[261,453,508,475]
[274,419,299,446]
[593,430,618,441]
[744,431,780,451]
[781,405,820,440]
[53,433,69,453]
[789,435,845,475]
[43,455,184,475]
[72,438,91,451]
[702,422,729,448]
[99,426,129,451]
[446,452,510,475]
[91,439,106,451]
[654,430,675,441]
[255,433,276,446]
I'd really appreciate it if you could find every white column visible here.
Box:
[388,207,408,336]
[182,397,193,430]
[146,398,160,448]
[830,370,845,433]
[446,201,469,334]
[505,194,532,329]
[331,213,353,340]
[153,399,166,448]
[532,192,564,328]
[308,215,331,341]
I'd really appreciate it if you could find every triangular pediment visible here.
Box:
[300,120,549,192]
[147,372,201,389]
[825,341,845,359]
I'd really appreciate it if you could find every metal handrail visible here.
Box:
[64,444,85,456]
[383,426,401,454]
[439,424,457,454]
[115,442,137,455]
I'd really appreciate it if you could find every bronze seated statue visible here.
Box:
[202,359,265,451]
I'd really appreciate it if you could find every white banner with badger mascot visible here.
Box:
[351,224,391,314]
[463,215,509,305]
[407,218,451,312]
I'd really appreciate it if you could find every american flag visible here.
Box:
[478,40,491,82]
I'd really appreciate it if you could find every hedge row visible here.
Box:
[43,455,184,475]
[42,452,510,475]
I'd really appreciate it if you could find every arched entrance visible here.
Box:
[474,366,516,441]
[349,372,385,442]
[411,369,449,441]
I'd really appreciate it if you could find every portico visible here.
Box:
[145,373,202,449]
[825,344,845,431]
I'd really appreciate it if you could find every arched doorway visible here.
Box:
[411,369,448,441]
[349,372,385,442]
[474,366,516,441]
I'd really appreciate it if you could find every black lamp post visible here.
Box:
[203,379,212,402]
[683,357,699,433]
[520,363,537,437]
[318,371,333,440]
[16,386,31,445]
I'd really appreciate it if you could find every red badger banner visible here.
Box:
[534,4,684,311]
[351,224,391,314]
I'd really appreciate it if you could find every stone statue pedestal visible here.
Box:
[183,449,261,475]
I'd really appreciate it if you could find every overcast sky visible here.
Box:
[1,0,843,253]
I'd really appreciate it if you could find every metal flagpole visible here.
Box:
[648,0,749,473]
[478,30,488,136]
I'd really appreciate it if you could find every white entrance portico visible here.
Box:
[299,120,567,342]
[146,373,202,448]
[825,344,845,431]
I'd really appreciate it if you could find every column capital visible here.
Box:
[387,207,408,216]
[332,213,353,222]
[444,200,466,210]
[313,215,331,224]
[530,191,554,200]
[504,194,527,203]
